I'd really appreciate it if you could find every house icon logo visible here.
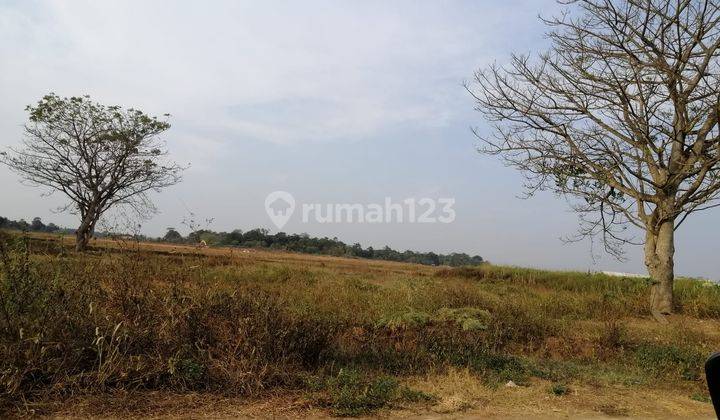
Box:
[264,191,295,229]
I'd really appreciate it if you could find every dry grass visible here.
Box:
[0,231,718,418]
[402,368,713,418]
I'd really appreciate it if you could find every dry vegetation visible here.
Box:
[1,231,718,418]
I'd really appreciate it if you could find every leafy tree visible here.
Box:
[468,1,720,314]
[15,219,29,231]
[163,228,183,243]
[1,94,185,251]
[30,217,45,232]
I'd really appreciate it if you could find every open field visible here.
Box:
[1,231,719,418]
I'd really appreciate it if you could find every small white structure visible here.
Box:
[601,271,648,279]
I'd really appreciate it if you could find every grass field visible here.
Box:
[1,231,719,418]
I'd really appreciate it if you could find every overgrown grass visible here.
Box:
[438,265,720,318]
[0,232,718,416]
[309,368,435,416]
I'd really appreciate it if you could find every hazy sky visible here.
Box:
[1,0,718,278]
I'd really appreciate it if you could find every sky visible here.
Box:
[1,0,718,279]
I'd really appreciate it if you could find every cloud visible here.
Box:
[0,0,546,148]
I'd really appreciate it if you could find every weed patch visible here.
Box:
[319,368,434,416]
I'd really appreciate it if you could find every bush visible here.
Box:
[376,311,432,331]
[549,383,571,396]
[325,369,398,416]
[633,344,704,381]
[435,307,491,331]
[488,300,558,350]
[321,368,434,416]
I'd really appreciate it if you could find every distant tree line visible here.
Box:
[0,215,483,266]
[0,216,70,234]
[164,227,483,266]
[0,216,143,240]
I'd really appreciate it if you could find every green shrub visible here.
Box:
[690,393,711,403]
[376,310,432,331]
[399,386,436,403]
[436,307,491,331]
[472,352,533,385]
[549,383,571,396]
[322,368,434,416]
[325,369,399,416]
[634,344,704,381]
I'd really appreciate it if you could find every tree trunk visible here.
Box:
[75,223,91,252]
[644,220,675,314]
[75,213,98,252]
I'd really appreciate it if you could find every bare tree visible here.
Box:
[1,93,185,251]
[467,0,720,314]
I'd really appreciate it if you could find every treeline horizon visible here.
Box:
[0,216,484,267]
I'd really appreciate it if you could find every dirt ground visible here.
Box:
[28,374,714,419]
